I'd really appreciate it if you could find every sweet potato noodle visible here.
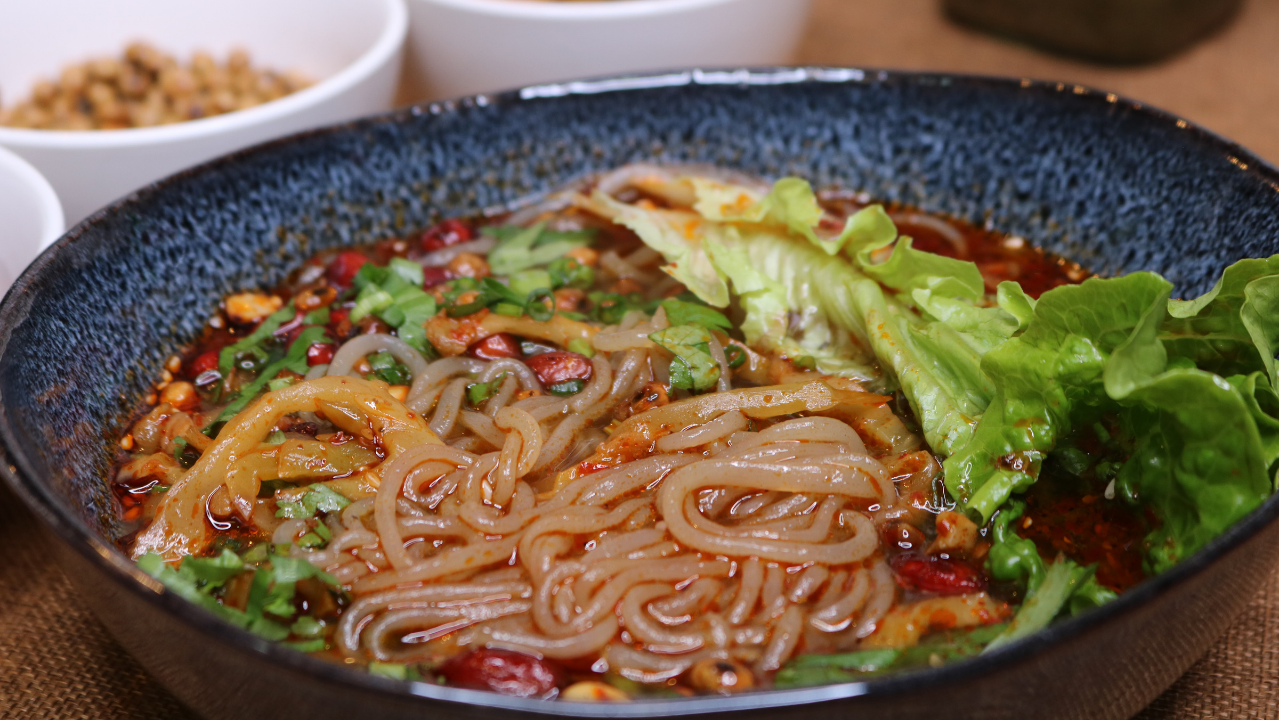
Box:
[118,164,1273,699]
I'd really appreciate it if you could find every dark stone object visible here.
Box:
[943,0,1245,65]
[0,69,1275,720]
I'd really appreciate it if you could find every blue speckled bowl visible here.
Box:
[0,69,1275,720]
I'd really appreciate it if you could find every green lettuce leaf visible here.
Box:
[593,192,730,306]
[944,273,1178,519]
[1163,257,1278,382]
[948,259,1277,573]
[603,172,1277,575]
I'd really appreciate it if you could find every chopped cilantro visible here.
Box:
[275,484,352,520]
[660,298,732,332]
[217,302,295,377]
[467,373,508,406]
[649,325,721,391]
[367,351,412,386]
[178,549,244,587]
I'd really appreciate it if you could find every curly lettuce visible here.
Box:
[602,172,1278,577]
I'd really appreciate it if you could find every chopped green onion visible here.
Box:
[290,615,326,637]
[218,302,295,376]
[548,257,594,290]
[467,373,508,405]
[649,325,720,391]
[242,544,269,563]
[378,303,406,328]
[526,288,555,322]
[178,549,245,586]
[723,344,747,369]
[567,338,595,358]
[368,662,422,681]
[492,302,524,317]
[984,559,1083,654]
[484,223,594,276]
[590,292,635,325]
[509,269,553,298]
[296,532,325,548]
[206,327,328,435]
[446,296,490,318]
[352,263,389,290]
[367,351,412,386]
[265,430,287,445]
[785,649,901,671]
[283,638,326,653]
[267,377,295,391]
[388,257,425,287]
[313,522,332,541]
[547,379,586,396]
[350,285,395,322]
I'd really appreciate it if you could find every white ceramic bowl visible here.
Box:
[402,0,814,100]
[0,0,407,225]
[0,145,64,294]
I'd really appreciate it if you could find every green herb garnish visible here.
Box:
[649,324,720,391]
[483,223,594,276]
[275,484,352,520]
[660,298,732,332]
[367,351,412,386]
[547,379,586,396]
[467,373,509,405]
[548,257,595,290]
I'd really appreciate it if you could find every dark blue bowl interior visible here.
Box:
[0,69,1274,719]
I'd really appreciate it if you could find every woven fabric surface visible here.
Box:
[0,482,1275,719]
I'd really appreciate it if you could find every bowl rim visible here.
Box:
[0,144,64,249]
[0,0,407,150]
[0,66,1276,716]
[411,0,767,21]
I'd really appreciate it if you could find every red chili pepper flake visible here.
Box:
[421,265,452,289]
[467,333,521,360]
[306,342,335,366]
[421,219,473,252]
[188,350,219,378]
[889,552,986,595]
[439,648,562,698]
[525,351,593,387]
[326,251,371,287]
[576,460,612,476]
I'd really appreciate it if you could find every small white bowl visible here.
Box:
[402,0,814,100]
[0,0,408,225]
[0,145,64,294]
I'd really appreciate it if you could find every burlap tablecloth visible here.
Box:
[1,1,1277,717]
